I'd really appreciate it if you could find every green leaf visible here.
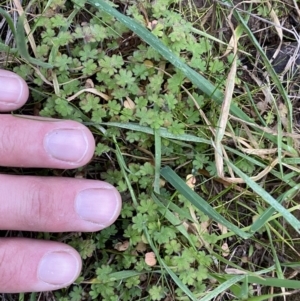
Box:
[86,0,297,154]
[95,142,110,156]
[85,0,222,99]
[149,285,167,300]
[144,225,199,301]
[116,70,135,87]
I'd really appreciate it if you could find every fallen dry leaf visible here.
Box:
[217,222,228,235]
[147,20,158,30]
[186,174,196,190]
[221,242,230,257]
[136,241,147,252]
[241,256,248,263]
[114,241,130,251]
[124,97,135,109]
[225,268,247,275]
[143,60,154,68]
[200,220,209,233]
[85,78,94,88]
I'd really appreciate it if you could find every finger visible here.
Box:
[0,115,95,169]
[0,175,122,232]
[0,70,29,111]
[0,238,82,293]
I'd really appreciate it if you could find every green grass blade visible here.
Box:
[29,293,37,301]
[266,225,284,282]
[247,294,287,301]
[151,193,197,251]
[281,261,300,269]
[252,184,300,233]
[153,193,197,223]
[225,159,300,234]
[154,129,161,194]
[199,275,245,301]
[225,145,298,187]
[90,270,154,283]
[247,276,300,289]
[98,122,211,144]
[244,83,267,126]
[160,166,251,239]
[213,273,300,289]
[213,273,286,300]
[16,15,53,68]
[0,8,17,36]
[112,135,138,207]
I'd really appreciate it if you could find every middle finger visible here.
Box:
[0,115,95,169]
[0,174,122,232]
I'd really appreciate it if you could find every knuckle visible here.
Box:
[0,240,23,290]
[0,123,31,159]
[0,124,17,154]
[0,244,10,283]
[21,180,55,229]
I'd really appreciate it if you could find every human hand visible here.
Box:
[0,70,122,293]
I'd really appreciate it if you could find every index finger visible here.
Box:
[0,70,29,111]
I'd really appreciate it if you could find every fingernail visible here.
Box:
[38,251,80,285]
[44,129,88,163]
[75,188,120,227]
[0,76,23,104]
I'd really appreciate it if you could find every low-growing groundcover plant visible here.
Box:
[2,0,300,300]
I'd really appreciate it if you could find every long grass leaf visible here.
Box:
[160,166,251,239]
[199,275,245,301]
[247,276,300,289]
[16,15,53,68]
[0,8,17,36]
[98,122,211,144]
[225,159,300,234]
[251,184,300,233]
[112,135,138,207]
[151,193,197,251]
[246,294,287,301]
[154,129,161,194]
[213,273,300,289]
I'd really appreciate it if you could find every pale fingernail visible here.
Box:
[44,129,88,163]
[38,251,80,285]
[75,188,120,227]
[0,76,23,104]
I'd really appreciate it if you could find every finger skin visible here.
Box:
[0,70,29,112]
[0,238,82,293]
[0,70,119,294]
[0,175,122,232]
[0,115,95,168]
